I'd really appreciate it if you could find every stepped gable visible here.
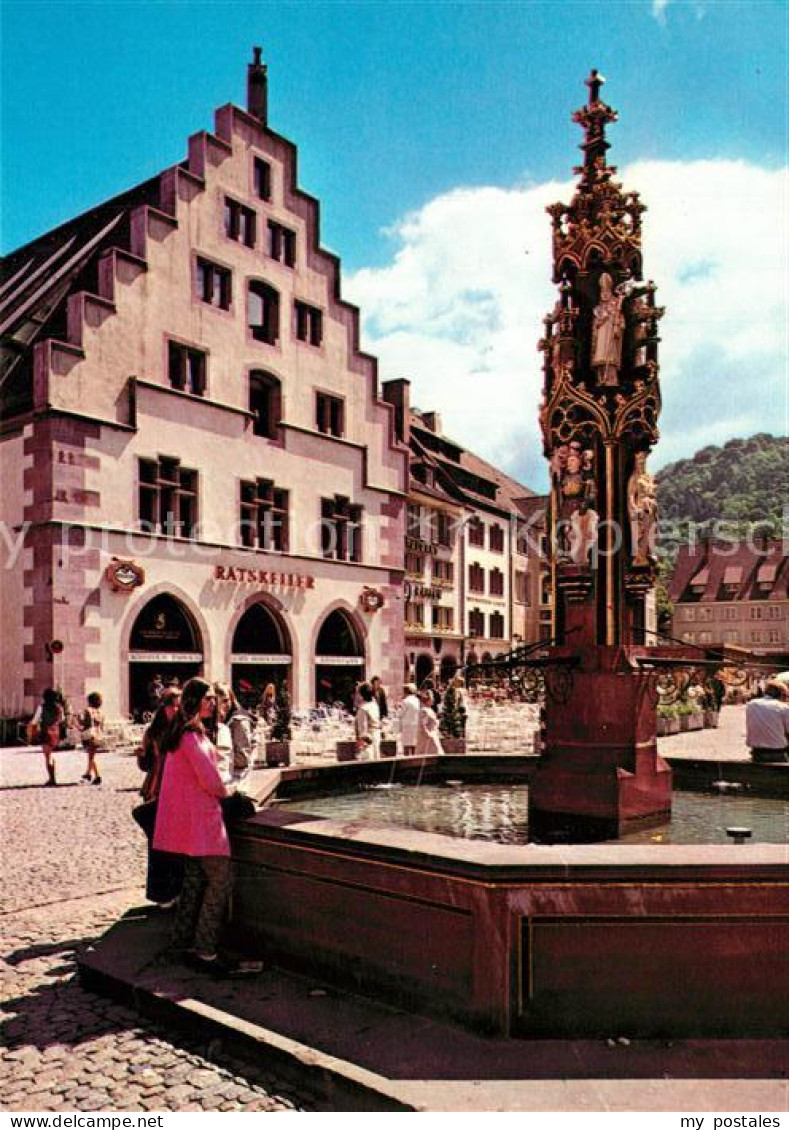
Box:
[1,57,405,453]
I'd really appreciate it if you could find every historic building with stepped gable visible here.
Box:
[0,50,408,719]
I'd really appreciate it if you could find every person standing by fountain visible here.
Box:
[745,682,789,763]
[416,689,444,757]
[136,687,183,907]
[399,684,420,757]
[153,678,243,975]
[354,682,381,759]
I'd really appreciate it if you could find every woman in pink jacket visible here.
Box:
[154,677,238,975]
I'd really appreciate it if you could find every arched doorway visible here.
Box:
[231,602,291,710]
[440,655,458,685]
[315,609,364,709]
[128,593,203,718]
[415,653,435,688]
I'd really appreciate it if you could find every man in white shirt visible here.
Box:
[745,683,789,763]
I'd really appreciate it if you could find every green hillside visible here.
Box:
[655,433,788,545]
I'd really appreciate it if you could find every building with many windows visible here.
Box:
[382,381,542,686]
[668,538,789,659]
[0,52,407,719]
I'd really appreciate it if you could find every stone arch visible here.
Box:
[121,585,209,718]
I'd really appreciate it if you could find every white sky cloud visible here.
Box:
[345,160,788,491]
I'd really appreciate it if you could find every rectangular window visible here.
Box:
[268,220,296,267]
[432,606,454,631]
[405,553,424,578]
[436,511,452,547]
[469,608,485,637]
[316,392,344,437]
[196,257,231,309]
[321,495,363,562]
[295,301,323,347]
[239,478,289,552]
[515,570,528,604]
[434,559,454,584]
[224,198,256,247]
[138,456,198,538]
[405,601,424,628]
[407,504,422,539]
[489,568,505,597]
[468,518,484,547]
[167,341,206,396]
[489,611,505,639]
[489,524,505,552]
[468,563,485,593]
[254,157,271,201]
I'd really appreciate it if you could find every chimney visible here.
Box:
[382,378,411,445]
[247,46,268,124]
[420,411,442,435]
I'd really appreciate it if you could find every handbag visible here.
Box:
[132,799,158,838]
[221,791,256,826]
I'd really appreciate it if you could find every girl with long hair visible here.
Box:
[153,678,252,975]
[137,687,182,906]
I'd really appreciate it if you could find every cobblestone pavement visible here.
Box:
[1,749,315,1111]
[657,703,752,761]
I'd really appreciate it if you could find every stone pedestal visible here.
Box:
[528,647,672,841]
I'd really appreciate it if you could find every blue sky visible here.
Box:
[2,0,787,485]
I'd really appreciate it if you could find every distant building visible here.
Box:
[382,380,545,686]
[0,51,407,719]
[668,538,789,659]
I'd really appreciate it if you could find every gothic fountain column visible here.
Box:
[529,70,671,841]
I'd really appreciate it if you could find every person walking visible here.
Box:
[137,687,183,907]
[416,689,444,756]
[32,688,64,787]
[354,682,382,759]
[79,692,105,785]
[153,678,251,975]
[745,682,789,763]
[399,683,420,757]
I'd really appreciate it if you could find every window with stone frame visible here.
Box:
[515,570,528,604]
[436,511,452,547]
[405,553,424,578]
[138,456,198,538]
[489,611,505,639]
[295,300,323,347]
[268,220,296,267]
[489,567,505,597]
[253,156,271,201]
[249,371,282,439]
[196,257,232,309]
[469,608,485,637]
[239,478,289,552]
[434,558,454,585]
[167,341,206,396]
[406,601,424,627]
[224,198,256,247]
[248,281,280,344]
[316,392,344,437]
[489,524,505,553]
[468,562,485,593]
[468,517,485,547]
[432,606,454,631]
[321,495,363,562]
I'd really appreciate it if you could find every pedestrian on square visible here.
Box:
[214,682,255,784]
[354,682,381,759]
[137,687,183,906]
[153,678,250,976]
[370,675,389,721]
[745,681,789,763]
[416,689,444,757]
[32,688,64,787]
[399,683,420,757]
[260,683,277,728]
[79,692,105,785]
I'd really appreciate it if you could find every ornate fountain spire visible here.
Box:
[572,69,618,183]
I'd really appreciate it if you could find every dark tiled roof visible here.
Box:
[669,539,789,603]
